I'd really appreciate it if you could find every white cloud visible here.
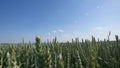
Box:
[91,26,114,40]
[58,29,64,32]
[45,24,120,42]
[52,29,64,33]
[52,30,57,33]
[92,26,103,31]
[44,29,64,42]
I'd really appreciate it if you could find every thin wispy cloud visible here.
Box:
[44,29,65,42]
[52,29,64,33]
[92,26,103,31]
[58,29,64,32]
[52,31,57,33]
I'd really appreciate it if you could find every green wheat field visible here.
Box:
[0,35,120,68]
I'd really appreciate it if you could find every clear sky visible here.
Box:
[0,0,120,43]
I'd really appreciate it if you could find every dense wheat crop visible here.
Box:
[0,35,120,68]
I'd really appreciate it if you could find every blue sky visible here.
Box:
[0,0,120,43]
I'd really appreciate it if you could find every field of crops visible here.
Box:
[0,35,120,68]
